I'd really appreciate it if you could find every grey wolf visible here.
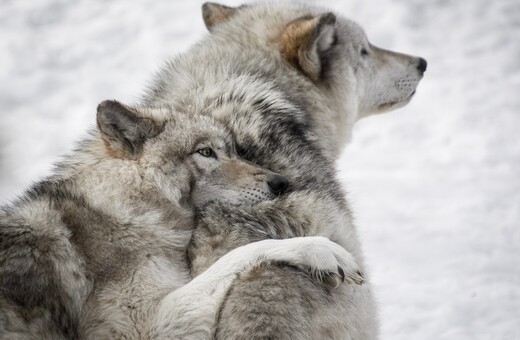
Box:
[0,100,363,338]
[146,1,427,339]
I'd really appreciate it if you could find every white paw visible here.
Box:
[267,236,364,287]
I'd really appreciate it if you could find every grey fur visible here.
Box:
[165,1,425,339]
[1,1,426,338]
[1,101,358,338]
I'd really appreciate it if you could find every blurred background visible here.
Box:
[0,0,519,338]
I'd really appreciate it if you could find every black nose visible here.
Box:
[267,175,289,195]
[417,57,427,73]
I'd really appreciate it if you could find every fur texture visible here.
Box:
[0,101,361,338]
[161,2,426,339]
[0,1,426,338]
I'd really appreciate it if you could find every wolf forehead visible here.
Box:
[160,113,233,147]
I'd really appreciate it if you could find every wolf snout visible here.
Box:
[417,57,427,74]
[267,175,289,195]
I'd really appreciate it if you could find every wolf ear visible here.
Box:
[97,100,164,158]
[279,13,337,81]
[202,2,238,31]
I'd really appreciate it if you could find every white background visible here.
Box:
[1,0,519,339]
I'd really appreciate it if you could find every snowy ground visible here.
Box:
[1,0,519,339]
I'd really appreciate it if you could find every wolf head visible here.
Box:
[96,100,287,209]
[201,2,426,148]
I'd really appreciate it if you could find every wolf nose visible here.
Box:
[417,57,427,73]
[267,175,289,195]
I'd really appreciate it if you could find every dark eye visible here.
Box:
[197,147,216,158]
[361,48,369,56]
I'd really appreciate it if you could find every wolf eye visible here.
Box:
[361,48,369,56]
[197,148,216,158]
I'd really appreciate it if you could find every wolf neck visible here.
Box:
[306,87,358,159]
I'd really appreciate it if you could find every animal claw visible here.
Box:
[338,266,345,282]
[348,271,365,285]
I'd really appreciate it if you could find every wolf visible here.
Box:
[145,1,427,339]
[0,100,364,338]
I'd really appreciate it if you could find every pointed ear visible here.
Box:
[202,2,238,31]
[279,13,337,81]
[96,100,164,158]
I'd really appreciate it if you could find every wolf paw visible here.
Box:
[269,236,364,288]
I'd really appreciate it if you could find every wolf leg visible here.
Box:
[149,236,361,339]
[189,193,373,340]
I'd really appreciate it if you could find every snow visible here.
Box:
[1,0,519,338]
